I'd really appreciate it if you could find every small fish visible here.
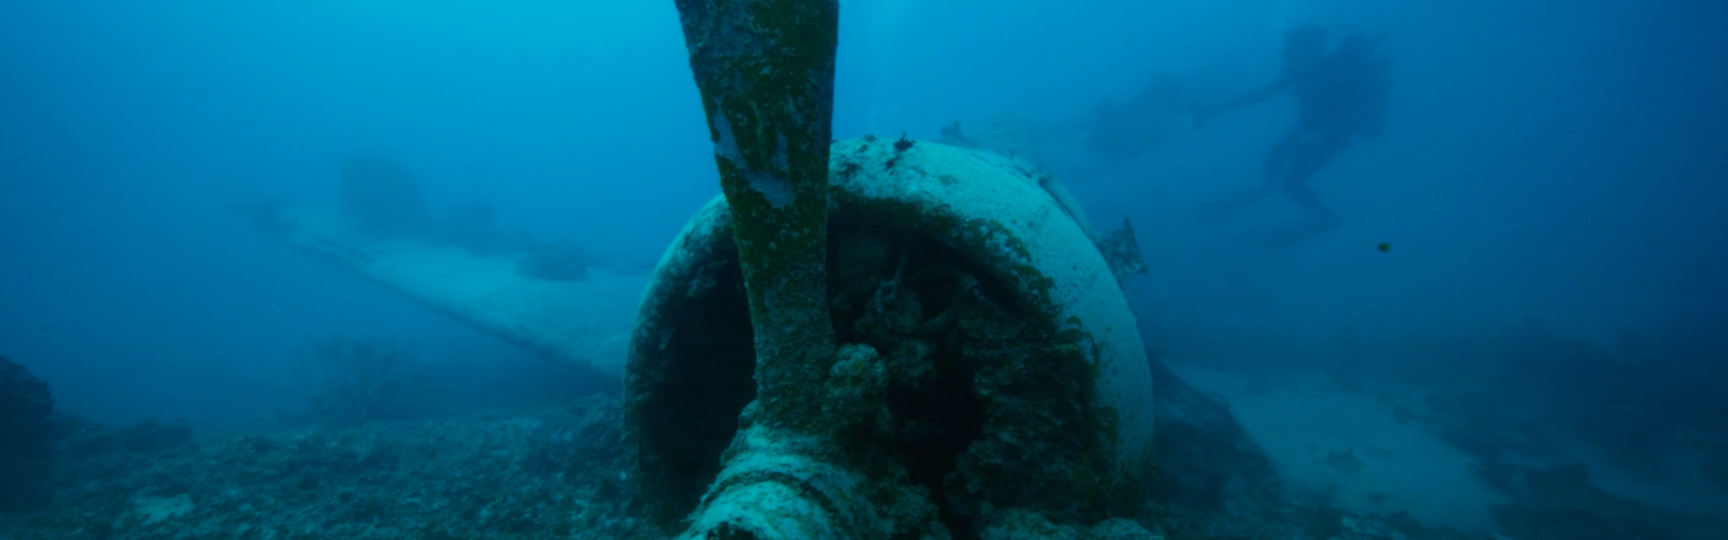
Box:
[1377,242,1391,252]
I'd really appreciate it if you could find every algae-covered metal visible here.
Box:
[675,0,841,433]
[660,1,1155,537]
[626,138,1157,539]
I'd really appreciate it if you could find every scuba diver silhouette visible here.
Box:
[1193,25,1391,247]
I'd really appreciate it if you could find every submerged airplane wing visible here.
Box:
[244,204,645,381]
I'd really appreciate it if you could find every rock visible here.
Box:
[0,355,54,512]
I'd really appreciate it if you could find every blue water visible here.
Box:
[2,0,1724,536]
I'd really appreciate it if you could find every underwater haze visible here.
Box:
[2,0,1726,538]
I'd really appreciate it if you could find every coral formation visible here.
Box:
[0,355,54,513]
[0,397,638,540]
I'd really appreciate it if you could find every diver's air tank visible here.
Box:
[624,137,1156,539]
